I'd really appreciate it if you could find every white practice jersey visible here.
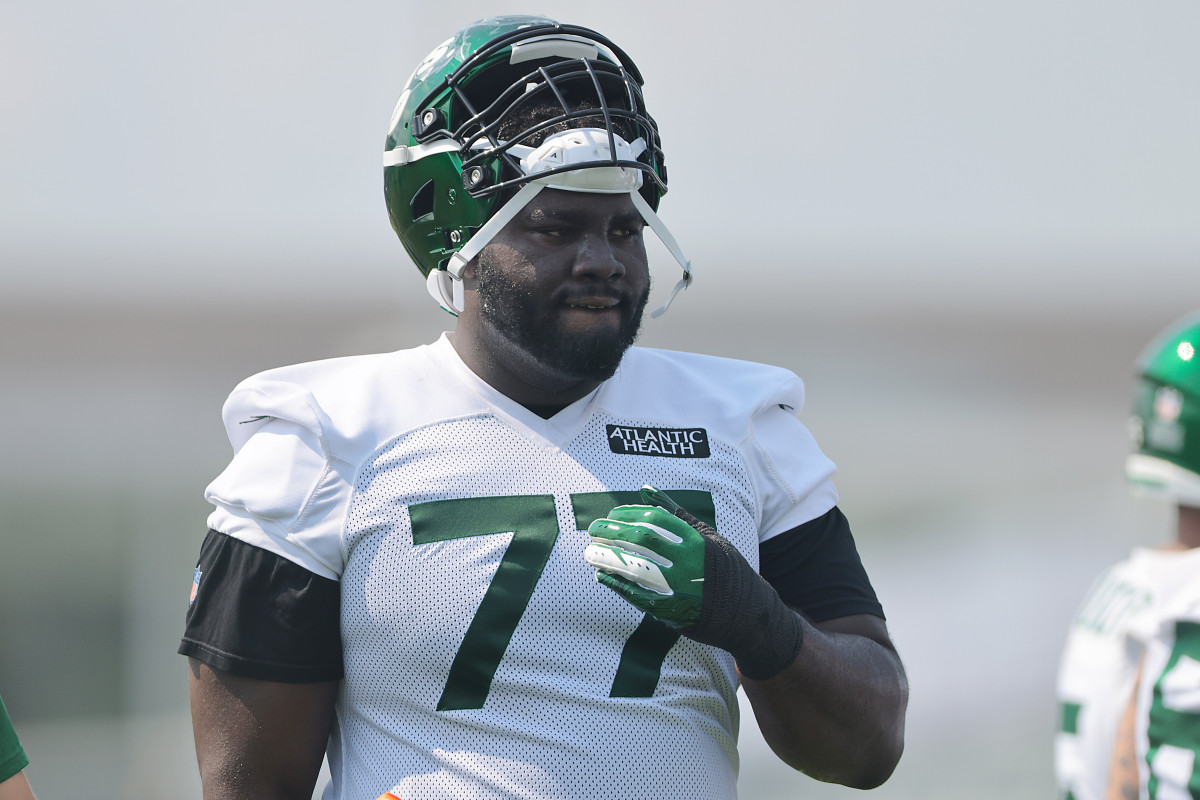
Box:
[1055,547,1200,800]
[1129,569,1200,800]
[204,335,839,800]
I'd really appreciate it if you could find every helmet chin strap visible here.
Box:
[427,182,542,315]
[429,129,692,317]
[628,191,693,319]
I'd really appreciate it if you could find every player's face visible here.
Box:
[471,189,651,390]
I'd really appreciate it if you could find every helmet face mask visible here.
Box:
[1126,312,1200,506]
[449,57,663,201]
[383,16,689,316]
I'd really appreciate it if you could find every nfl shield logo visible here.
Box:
[1155,387,1184,423]
[190,568,202,604]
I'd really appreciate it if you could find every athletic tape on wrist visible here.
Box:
[674,509,804,681]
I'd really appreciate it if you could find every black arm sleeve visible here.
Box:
[178,529,344,682]
[759,506,885,623]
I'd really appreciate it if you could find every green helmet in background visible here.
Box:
[382,15,690,316]
[1127,311,1200,506]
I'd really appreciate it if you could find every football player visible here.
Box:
[180,16,908,799]
[1054,312,1200,800]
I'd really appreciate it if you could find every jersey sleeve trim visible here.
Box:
[0,749,27,786]
[0,697,28,784]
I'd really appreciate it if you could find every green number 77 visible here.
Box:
[408,490,716,711]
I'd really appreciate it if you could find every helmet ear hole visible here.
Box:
[411,180,436,221]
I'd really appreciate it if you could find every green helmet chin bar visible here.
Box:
[1127,311,1200,506]
[382,16,691,317]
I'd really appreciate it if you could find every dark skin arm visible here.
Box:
[187,658,338,800]
[740,613,909,789]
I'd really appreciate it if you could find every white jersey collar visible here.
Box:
[429,334,606,443]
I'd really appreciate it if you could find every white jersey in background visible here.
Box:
[1055,546,1200,800]
[1128,572,1200,800]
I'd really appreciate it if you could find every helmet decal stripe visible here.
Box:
[509,37,599,65]
[382,139,462,168]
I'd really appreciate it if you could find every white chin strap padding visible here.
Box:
[426,269,466,316]
[435,128,693,317]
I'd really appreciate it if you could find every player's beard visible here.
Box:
[474,260,650,392]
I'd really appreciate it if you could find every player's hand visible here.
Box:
[584,486,805,680]
[583,487,707,629]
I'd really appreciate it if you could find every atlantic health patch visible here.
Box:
[605,425,710,458]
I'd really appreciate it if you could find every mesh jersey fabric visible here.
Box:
[1055,546,1200,800]
[201,335,841,800]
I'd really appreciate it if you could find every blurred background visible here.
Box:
[3,0,1199,796]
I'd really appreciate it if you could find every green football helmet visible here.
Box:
[1127,311,1200,506]
[383,15,692,315]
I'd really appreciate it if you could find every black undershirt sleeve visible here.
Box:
[178,529,343,683]
[758,506,885,623]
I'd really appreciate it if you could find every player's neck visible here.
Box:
[1177,504,1200,549]
[446,329,604,408]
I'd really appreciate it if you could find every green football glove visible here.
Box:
[584,485,804,680]
[584,487,707,628]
